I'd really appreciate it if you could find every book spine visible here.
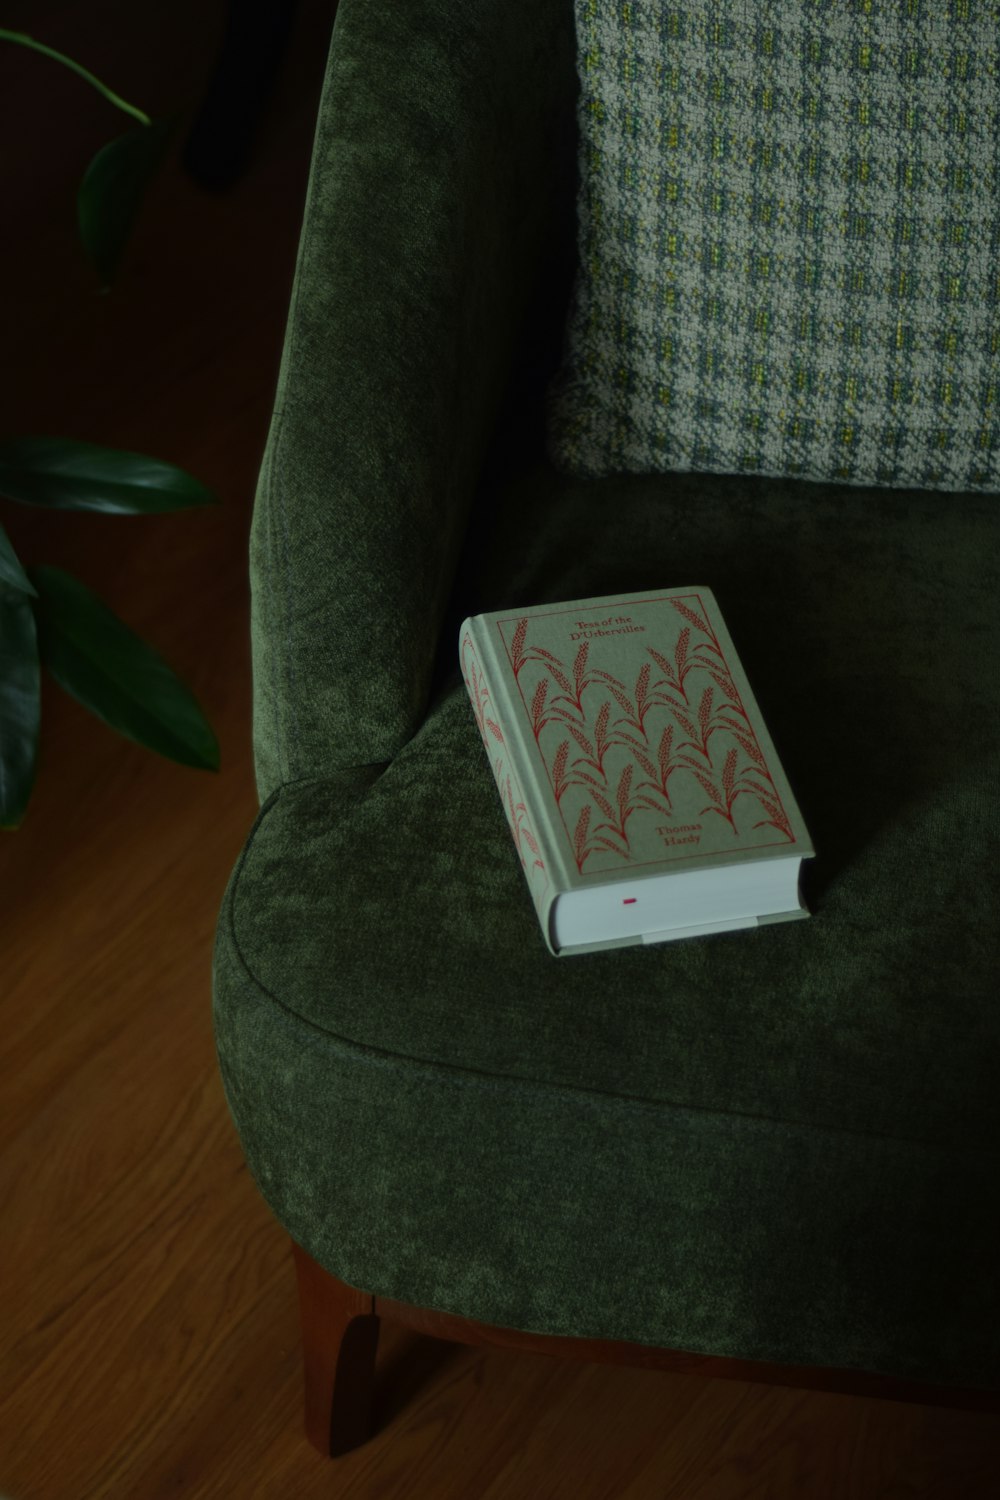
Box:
[459,618,563,952]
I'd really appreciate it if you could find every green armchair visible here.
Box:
[212,0,1000,1457]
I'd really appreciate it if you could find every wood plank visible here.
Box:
[1,4,999,1497]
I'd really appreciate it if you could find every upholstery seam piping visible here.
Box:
[220,788,997,1161]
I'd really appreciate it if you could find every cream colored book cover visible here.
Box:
[460,587,814,955]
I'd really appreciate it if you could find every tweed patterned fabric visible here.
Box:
[549,0,1000,490]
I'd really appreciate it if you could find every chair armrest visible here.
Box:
[251,0,574,799]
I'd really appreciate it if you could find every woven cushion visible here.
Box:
[549,0,1000,490]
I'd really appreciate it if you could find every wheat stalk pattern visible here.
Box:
[497,599,796,874]
[461,633,548,892]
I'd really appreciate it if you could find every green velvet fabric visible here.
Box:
[213,0,1000,1390]
[249,0,574,800]
[216,461,1000,1387]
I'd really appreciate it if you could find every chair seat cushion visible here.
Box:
[213,462,1000,1390]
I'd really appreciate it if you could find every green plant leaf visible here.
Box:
[28,565,219,771]
[0,31,152,127]
[0,438,217,513]
[0,521,36,596]
[77,116,174,287]
[0,592,41,828]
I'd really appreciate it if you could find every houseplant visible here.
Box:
[0,30,219,830]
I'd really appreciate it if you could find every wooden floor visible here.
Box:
[1,5,998,1496]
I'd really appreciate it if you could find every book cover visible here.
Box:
[459,587,814,955]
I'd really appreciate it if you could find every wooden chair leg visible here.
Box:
[292,1242,381,1458]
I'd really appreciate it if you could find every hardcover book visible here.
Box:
[459,587,814,956]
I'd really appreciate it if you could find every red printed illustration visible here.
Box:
[503,596,795,874]
[461,632,548,898]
